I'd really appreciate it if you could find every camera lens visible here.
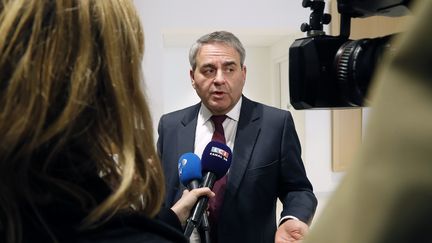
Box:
[334,36,391,105]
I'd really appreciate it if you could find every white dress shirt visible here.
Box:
[194,96,242,158]
[190,97,241,243]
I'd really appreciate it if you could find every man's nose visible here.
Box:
[213,69,226,83]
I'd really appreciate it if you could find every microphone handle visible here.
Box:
[201,171,217,188]
[184,210,211,241]
[184,172,216,237]
[184,179,201,237]
[188,180,200,190]
[199,212,211,243]
[189,172,216,223]
[184,219,195,238]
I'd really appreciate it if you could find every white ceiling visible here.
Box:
[162,28,302,47]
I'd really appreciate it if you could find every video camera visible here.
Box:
[289,0,412,109]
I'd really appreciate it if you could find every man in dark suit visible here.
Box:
[157,31,317,243]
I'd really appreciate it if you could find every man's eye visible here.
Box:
[224,67,235,73]
[203,69,215,75]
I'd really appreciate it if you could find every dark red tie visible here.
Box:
[208,115,228,242]
[210,115,227,144]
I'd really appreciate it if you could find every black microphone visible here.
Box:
[184,141,232,238]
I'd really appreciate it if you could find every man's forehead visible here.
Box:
[198,43,239,58]
[196,44,240,66]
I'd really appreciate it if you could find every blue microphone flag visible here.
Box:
[178,152,202,187]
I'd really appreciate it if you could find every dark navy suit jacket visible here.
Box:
[157,96,317,243]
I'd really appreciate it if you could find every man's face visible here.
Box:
[190,43,246,115]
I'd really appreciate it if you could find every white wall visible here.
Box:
[162,46,272,113]
[134,0,345,223]
[134,0,311,124]
[241,47,273,105]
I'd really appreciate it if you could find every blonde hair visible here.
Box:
[0,0,164,242]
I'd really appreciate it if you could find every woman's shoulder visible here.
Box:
[76,212,187,243]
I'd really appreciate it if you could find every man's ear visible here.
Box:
[190,70,196,89]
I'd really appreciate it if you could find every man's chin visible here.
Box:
[207,104,229,115]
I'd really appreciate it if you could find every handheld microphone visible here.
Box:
[184,141,232,237]
[178,152,202,190]
[178,153,206,237]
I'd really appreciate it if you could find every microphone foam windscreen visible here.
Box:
[201,141,232,180]
[178,153,202,186]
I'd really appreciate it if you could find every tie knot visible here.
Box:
[210,115,227,144]
[211,115,227,125]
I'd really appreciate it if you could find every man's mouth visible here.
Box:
[211,91,225,99]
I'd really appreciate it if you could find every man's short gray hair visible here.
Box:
[189,31,246,70]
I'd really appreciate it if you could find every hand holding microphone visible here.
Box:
[171,153,214,226]
[184,141,232,237]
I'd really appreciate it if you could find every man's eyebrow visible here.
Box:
[199,61,237,69]
[223,61,237,66]
[200,63,216,69]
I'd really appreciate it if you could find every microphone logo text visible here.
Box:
[210,146,229,161]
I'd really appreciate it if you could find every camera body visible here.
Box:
[289,0,411,109]
[337,0,411,18]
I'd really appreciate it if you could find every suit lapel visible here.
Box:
[177,104,201,156]
[227,97,261,196]
[177,99,261,197]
